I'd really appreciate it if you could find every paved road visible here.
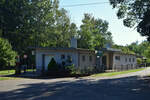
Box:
[0,68,150,100]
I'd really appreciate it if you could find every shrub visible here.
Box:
[48,58,59,72]
[0,38,17,69]
[137,58,142,65]
[146,58,150,63]
[65,64,76,74]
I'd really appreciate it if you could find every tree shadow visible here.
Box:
[0,76,150,100]
[1,71,90,80]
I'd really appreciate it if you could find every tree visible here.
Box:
[0,0,55,54]
[112,44,135,54]
[112,41,150,56]
[0,0,77,54]
[78,13,113,50]
[144,47,150,59]
[109,0,150,41]
[0,38,16,69]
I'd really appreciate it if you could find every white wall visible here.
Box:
[36,49,78,72]
[113,53,137,69]
[79,53,96,69]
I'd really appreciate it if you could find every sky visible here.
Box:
[59,0,146,46]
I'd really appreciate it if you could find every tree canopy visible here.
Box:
[109,0,150,41]
[113,41,150,60]
[0,0,76,54]
[78,13,113,50]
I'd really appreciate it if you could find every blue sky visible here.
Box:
[59,0,146,46]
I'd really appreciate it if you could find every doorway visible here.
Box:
[102,56,107,69]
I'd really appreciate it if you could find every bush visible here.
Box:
[146,58,150,63]
[48,58,58,71]
[65,64,76,74]
[0,38,17,69]
[137,58,142,65]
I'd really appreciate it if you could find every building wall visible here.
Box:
[103,53,110,69]
[113,53,137,69]
[78,53,96,69]
[36,49,78,72]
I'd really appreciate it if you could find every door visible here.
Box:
[45,55,52,70]
[102,56,107,69]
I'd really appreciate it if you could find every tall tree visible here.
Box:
[0,0,77,54]
[78,14,113,50]
[109,0,150,41]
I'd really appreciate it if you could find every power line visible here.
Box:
[61,2,150,8]
[61,2,110,7]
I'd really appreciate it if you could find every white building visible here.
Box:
[32,38,137,73]
[101,48,137,70]
[35,47,96,73]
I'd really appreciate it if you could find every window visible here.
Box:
[133,58,135,62]
[125,58,127,62]
[89,55,92,62]
[115,56,120,61]
[129,58,131,62]
[82,55,85,62]
[61,54,65,59]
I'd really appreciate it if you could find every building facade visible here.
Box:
[35,47,96,73]
[101,48,137,70]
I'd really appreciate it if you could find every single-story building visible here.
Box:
[31,38,137,73]
[35,47,96,73]
[101,48,137,70]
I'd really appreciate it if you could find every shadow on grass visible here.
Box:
[0,76,150,100]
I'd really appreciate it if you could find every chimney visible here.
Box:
[70,37,77,48]
[105,43,111,49]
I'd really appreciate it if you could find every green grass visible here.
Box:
[0,69,36,81]
[0,69,36,76]
[0,70,18,81]
[0,70,15,76]
[91,68,146,77]
[0,77,21,80]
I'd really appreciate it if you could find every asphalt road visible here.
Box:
[0,68,150,100]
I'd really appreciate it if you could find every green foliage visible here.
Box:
[0,38,17,68]
[65,64,76,74]
[78,13,113,50]
[112,44,135,54]
[48,58,58,71]
[146,59,150,63]
[0,0,77,54]
[137,58,142,65]
[144,47,150,59]
[113,41,150,57]
[109,0,150,41]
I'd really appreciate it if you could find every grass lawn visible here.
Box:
[91,68,146,77]
[0,69,36,81]
[0,70,18,81]
[0,70,15,76]
[0,77,22,81]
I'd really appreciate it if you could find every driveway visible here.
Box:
[0,68,150,100]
